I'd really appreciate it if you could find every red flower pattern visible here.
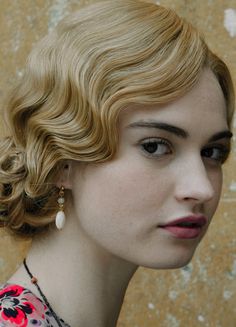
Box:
[0,284,49,326]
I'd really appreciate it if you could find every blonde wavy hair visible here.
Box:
[0,0,234,238]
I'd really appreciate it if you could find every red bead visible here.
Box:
[31,277,38,284]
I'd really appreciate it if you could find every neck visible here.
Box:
[23,211,137,327]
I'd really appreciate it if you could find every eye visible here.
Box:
[201,145,230,164]
[140,138,172,157]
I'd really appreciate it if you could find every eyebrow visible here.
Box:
[208,130,233,142]
[127,121,233,142]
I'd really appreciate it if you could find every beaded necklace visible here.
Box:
[23,259,71,327]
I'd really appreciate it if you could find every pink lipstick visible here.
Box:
[159,216,207,239]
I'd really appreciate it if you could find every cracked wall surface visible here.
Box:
[0,1,235,326]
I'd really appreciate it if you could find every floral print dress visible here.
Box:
[0,284,70,327]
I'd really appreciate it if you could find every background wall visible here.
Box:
[0,1,235,326]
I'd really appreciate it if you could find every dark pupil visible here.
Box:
[144,142,158,153]
[202,148,213,157]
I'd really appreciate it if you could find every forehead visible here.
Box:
[119,69,228,132]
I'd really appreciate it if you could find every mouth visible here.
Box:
[158,215,207,239]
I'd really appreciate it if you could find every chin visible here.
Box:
[140,250,196,270]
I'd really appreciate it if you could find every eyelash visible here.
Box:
[201,144,230,164]
[140,138,172,158]
[140,138,230,164]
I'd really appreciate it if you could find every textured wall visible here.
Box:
[0,1,235,326]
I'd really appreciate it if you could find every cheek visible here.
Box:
[209,169,223,214]
[71,161,172,242]
[71,169,138,255]
[214,168,223,195]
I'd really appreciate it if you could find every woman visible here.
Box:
[0,0,234,326]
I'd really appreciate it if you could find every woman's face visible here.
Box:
[69,69,231,269]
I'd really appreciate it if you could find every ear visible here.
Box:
[55,161,73,189]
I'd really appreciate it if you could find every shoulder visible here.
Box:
[0,283,51,327]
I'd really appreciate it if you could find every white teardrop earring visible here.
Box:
[55,186,66,230]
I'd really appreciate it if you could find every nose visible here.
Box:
[174,156,216,204]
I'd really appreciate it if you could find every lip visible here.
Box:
[159,215,208,239]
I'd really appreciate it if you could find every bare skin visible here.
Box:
[9,209,136,327]
[8,69,231,327]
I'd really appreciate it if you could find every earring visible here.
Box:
[55,186,66,230]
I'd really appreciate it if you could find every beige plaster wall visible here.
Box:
[0,1,235,326]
